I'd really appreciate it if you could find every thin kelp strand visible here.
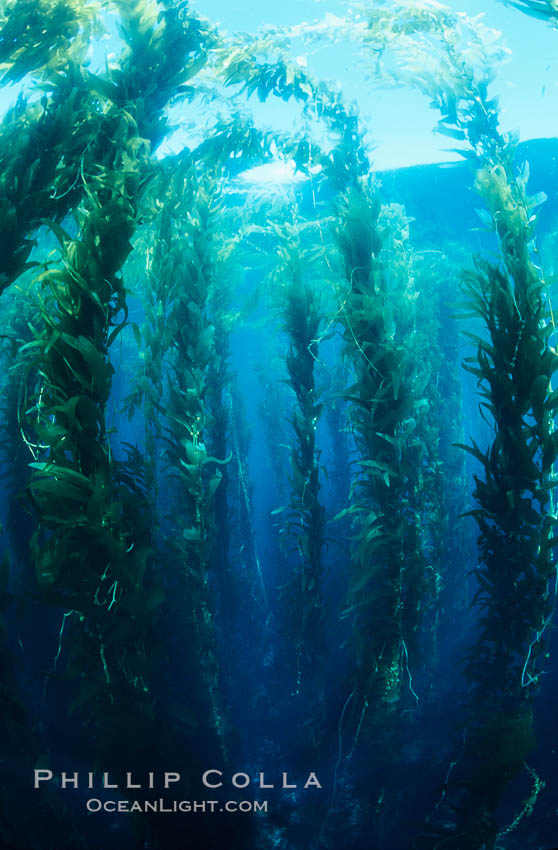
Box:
[227,390,271,620]
[41,609,75,703]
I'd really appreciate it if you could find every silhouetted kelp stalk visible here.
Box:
[0,299,38,575]
[412,249,470,669]
[333,185,420,718]
[122,206,176,513]
[378,204,445,669]
[380,220,471,685]
[153,165,273,760]
[312,183,438,850]
[422,35,555,850]
[228,381,266,604]
[268,221,327,732]
[122,115,275,510]
[255,360,291,507]
[0,301,41,841]
[460,137,557,850]
[323,363,353,516]
[222,382,273,642]
[11,116,170,850]
[204,215,241,601]
[207,196,276,624]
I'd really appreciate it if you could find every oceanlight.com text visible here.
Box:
[85,799,269,814]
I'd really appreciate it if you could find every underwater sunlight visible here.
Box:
[1,1,558,849]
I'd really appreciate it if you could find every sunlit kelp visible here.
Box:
[0,0,95,84]
[0,64,92,292]
[1,1,558,848]
[338,1,558,845]
[499,0,558,20]
[99,0,212,148]
[0,0,207,296]
[210,25,370,190]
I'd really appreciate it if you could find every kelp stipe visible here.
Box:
[334,185,414,713]
[205,213,254,654]
[0,305,36,575]
[452,144,557,850]
[271,222,327,743]
[315,183,433,850]
[413,250,470,676]
[255,358,291,506]
[122,204,176,511]
[0,302,40,847]
[23,101,158,745]
[376,203,442,668]
[158,165,230,758]
[432,49,557,850]
[444,256,557,847]
[7,7,216,846]
[206,264,233,582]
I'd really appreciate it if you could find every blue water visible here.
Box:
[2,2,558,849]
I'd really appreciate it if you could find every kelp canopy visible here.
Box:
[0,1,557,849]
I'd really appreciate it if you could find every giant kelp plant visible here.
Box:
[157,164,230,757]
[271,220,327,736]
[1,1,558,849]
[334,184,423,715]
[335,1,558,846]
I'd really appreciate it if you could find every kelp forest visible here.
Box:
[1,0,558,848]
